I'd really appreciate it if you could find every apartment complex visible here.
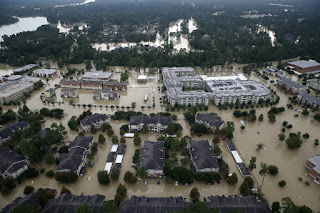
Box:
[162,67,271,106]
[60,79,127,90]
[80,113,110,132]
[277,78,307,95]
[188,140,219,173]
[60,88,79,98]
[296,93,320,111]
[195,113,224,132]
[140,141,165,178]
[129,113,172,133]
[93,87,120,100]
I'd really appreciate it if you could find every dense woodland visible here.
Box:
[0,0,319,68]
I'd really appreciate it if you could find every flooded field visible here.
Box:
[0,63,319,211]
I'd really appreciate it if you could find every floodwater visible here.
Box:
[0,17,48,42]
[93,18,198,53]
[55,0,95,8]
[257,24,276,47]
[0,62,320,211]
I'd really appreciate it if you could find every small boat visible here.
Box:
[257,132,260,135]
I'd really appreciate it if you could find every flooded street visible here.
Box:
[0,62,320,211]
[257,24,276,47]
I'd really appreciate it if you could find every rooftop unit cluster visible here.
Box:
[162,67,272,106]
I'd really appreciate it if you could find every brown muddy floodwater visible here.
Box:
[0,62,319,211]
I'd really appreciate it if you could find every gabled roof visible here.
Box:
[196,113,224,128]
[279,78,305,89]
[119,196,192,213]
[57,148,85,172]
[69,136,94,150]
[189,140,219,170]
[298,93,320,105]
[206,195,271,213]
[80,113,109,127]
[129,114,171,126]
[1,193,40,213]
[42,193,105,213]
[140,141,165,171]
[0,146,27,174]
[0,121,29,140]
[107,152,117,162]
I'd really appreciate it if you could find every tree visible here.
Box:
[256,143,264,151]
[123,171,137,184]
[23,185,34,195]
[239,177,254,196]
[258,114,263,121]
[137,167,146,178]
[285,134,302,149]
[102,201,118,213]
[120,137,126,144]
[112,135,119,144]
[229,173,238,185]
[170,167,194,185]
[249,156,257,171]
[98,134,106,144]
[120,73,129,82]
[259,163,268,190]
[267,165,279,175]
[133,133,141,146]
[111,170,119,181]
[278,133,285,142]
[279,180,286,187]
[97,171,110,185]
[90,124,97,133]
[303,133,310,139]
[60,186,71,195]
[282,121,288,127]
[271,202,281,213]
[212,135,220,145]
[45,170,54,178]
[116,183,127,197]
[107,129,114,137]
[76,204,93,213]
[55,171,78,183]
[314,113,320,122]
[225,121,235,139]
[45,154,55,165]
[190,187,200,202]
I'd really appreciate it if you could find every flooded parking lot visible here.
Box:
[0,63,319,211]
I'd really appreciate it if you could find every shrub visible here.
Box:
[279,180,286,187]
[45,170,54,178]
[45,154,55,165]
[123,171,137,184]
[23,185,34,195]
[111,170,119,181]
[55,171,78,183]
[268,165,279,175]
[97,171,110,185]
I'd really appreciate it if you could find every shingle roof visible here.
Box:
[140,141,165,171]
[106,152,116,163]
[0,121,29,140]
[206,195,271,213]
[1,193,40,213]
[0,146,27,174]
[119,196,192,213]
[298,93,320,105]
[196,113,224,129]
[57,148,84,171]
[69,136,93,150]
[129,114,171,126]
[189,140,219,170]
[42,193,105,213]
[279,78,305,89]
[80,113,109,127]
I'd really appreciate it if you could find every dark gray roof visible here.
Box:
[279,78,305,89]
[287,60,320,69]
[129,114,171,126]
[298,92,320,105]
[0,146,27,174]
[60,79,80,84]
[0,121,29,140]
[117,144,127,155]
[189,140,219,170]
[206,195,271,213]
[112,163,121,173]
[140,141,165,171]
[119,196,192,213]
[80,113,109,127]
[225,141,236,151]
[38,128,53,139]
[237,163,250,176]
[69,136,94,150]
[57,148,84,171]
[196,113,224,128]
[1,193,40,213]
[106,152,116,163]
[42,193,105,213]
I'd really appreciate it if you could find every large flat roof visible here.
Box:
[81,71,112,80]
[0,81,33,98]
[287,60,320,69]
[33,69,57,74]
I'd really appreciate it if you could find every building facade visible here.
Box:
[60,88,79,98]
[188,140,219,173]
[32,69,57,78]
[277,78,307,95]
[80,113,110,132]
[0,121,30,144]
[129,114,172,133]
[286,60,320,73]
[195,113,224,132]
[140,141,165,178]
[0,81,34,104]
[296,93,320,111]
[305,155,320,184]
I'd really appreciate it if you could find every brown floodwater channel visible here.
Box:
[0,63,319,211]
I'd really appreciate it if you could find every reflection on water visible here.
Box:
[257,24,276,46]
[93,17,198,54]
[0,17,48,42]
[0,63,320,211]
